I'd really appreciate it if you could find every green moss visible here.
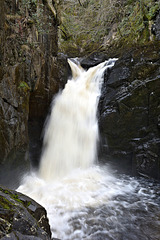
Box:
[59,0,160,55]
[9,193,23,204]
[0,187,33,213]
[0,196,14,210]
[0,187,10,195]
[0,188,23,205]
[18,81,30,91]
[146,3,159,20]
[118,0,160,47]
[4,190,9,194]
[26,201,31,207]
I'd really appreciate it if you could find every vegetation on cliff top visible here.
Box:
[58,0,160,56]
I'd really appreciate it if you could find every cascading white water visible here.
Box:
[39,58,117,181]
[17,58,160,240]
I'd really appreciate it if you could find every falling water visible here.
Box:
[39,59,116,181]
[17,59,160,240]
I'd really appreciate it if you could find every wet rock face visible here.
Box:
[0,63,30,184]
[99,43,160,179]
[80,52,107,69]
[0,0,65,176]
[28,53,69,168]
[0,186,51,239]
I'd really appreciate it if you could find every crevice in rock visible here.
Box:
[1,97,18,111]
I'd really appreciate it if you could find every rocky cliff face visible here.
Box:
[0,0,68,185]
[79,10,160,179]
[99,42,160,179]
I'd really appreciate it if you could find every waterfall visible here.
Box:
[39,58,117,181]
[17,58,160,240]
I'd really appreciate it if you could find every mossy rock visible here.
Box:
[18,81,30,92]
[0,186,52,239]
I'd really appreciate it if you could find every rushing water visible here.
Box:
[17,59,160,240]
[38,59,116,181]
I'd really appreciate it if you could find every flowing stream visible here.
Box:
[17,59,160,240]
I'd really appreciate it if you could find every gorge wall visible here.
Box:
[99,43,160,179]
[1,1,160,239]
[0,0,160,184]
[0,0,68,186]
[80,10,160,180]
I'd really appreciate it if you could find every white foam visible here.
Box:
[17,58,121,239]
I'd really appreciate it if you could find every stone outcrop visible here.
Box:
[80,52,107,69]
[99,42,160,179]
[0,0,68,181]
[0,186,51,239]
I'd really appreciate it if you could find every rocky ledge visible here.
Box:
[0,186,52,240]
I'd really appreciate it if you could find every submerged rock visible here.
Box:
[0,186,51,239]
[99,43,160,179]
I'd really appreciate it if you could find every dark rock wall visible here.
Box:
[99,43,160,179]
[0,0,68,183]
[0,0,30,182]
